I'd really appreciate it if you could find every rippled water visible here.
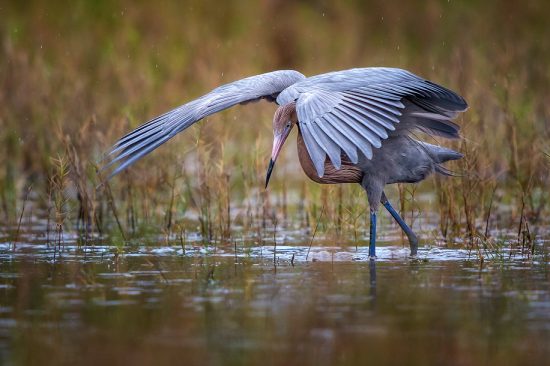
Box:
[0,237,548,366]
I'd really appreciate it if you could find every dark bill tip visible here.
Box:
[265,159,275,189]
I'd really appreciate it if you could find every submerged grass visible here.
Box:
[1,1,550,253]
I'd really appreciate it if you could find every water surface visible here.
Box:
[0,240,548,366]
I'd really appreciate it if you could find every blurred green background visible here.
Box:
[1,0,549,244]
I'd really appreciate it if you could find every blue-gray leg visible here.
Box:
[369,210,377,259]
[381,193,418,256]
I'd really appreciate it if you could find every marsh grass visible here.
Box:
[2,1,549,255]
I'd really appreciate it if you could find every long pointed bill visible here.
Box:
[265,159,275,189]
[265,126,291,189]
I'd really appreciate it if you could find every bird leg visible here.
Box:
[369,209,377,259]
[381,192,418,256]
[363,178,383,260]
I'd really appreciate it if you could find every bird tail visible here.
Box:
[428,145,463,164]
[415,141,463,176]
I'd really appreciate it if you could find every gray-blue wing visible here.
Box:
[103,70,306,177]
[276,68,467,177]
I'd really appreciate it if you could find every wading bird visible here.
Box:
[103,68,467,258]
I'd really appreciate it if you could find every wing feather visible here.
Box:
[306,120,342,169]
[333,107,385,144]
[324,113,374,159]
[314,118,358,163]
[300,124,327,176]
[344,91,404,115]
[341,98,397,130]
[103,70,305,177]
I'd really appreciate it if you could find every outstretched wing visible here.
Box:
[276,68,467,177]
[103,70,305,177]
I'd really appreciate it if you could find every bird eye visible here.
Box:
[286,122,291,128]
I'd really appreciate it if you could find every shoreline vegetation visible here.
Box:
[2,1,549,258]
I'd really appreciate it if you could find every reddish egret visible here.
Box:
[103,68,467,258]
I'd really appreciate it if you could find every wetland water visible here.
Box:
[0,221,549,366]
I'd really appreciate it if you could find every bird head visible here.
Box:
[265,102,297,188]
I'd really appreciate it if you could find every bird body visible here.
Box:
[103,67,468,258]
[279,101,462,189]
